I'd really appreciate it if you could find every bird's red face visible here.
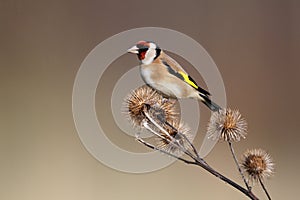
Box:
[127,41,161,65]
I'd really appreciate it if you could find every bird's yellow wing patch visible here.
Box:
[162,60,211,96]
[178,71,198,89]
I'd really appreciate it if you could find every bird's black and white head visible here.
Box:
[127,41,161,65]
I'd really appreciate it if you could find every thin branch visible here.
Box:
[192,157,258,200]
[258,176,272,200]
[138,105,259,199]
[136,137,195,165]
[142,113,183,151]
[142,121,168,141]
[142,120,196,161]
[138,135,259,200]
[143,107,172,138]
[143,108,198,161]
[228,141,251,191]
[165,121,201,161]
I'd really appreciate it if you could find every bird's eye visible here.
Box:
[139,47,148,52]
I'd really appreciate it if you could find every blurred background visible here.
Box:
[1,0,299,199]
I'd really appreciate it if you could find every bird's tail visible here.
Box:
[200,94,221,112]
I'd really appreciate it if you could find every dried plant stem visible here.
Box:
[142,120,195,160]
[142,122,168,141]
[258,176,271,200]
[165,121,201,160]
[192,157,259,200]
[136,137,195,165]
[228,141,251,191]
[143,107,171,137]
[138,136,259,200]
[135,104,260,199]
[143,108,198,161]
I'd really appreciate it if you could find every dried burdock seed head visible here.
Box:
[207,108,247,142]
[124,85,179,127]
[125,85,159,127]
[157,121,191,154]
[148,98,179,125]
[241,149,274,183]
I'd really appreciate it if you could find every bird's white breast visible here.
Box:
[140,65,184,98]
[140,66,153,84]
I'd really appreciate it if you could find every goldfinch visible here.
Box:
[127,41,221,112]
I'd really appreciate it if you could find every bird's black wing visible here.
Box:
[162,60,210,96]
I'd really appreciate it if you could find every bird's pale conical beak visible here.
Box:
[127,45,139,54]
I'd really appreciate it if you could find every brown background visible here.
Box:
[1,0,299,199]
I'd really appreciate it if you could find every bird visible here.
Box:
[127,40,221,112]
